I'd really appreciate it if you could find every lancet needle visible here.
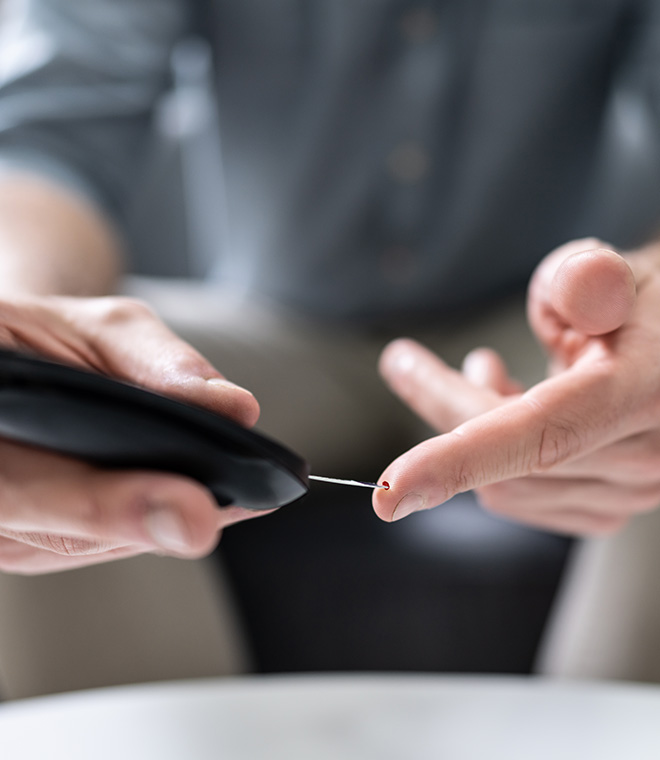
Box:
[309,475,389,490]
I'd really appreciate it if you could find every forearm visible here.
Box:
[0,172,124,297]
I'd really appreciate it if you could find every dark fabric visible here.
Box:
[1,1,659,324]
[219,488,571,674]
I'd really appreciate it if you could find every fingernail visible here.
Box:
[391,493,424,521]
[206,377,253,394]
[462,351,487,385]
[145,507,191,553]
[391,351,416,375]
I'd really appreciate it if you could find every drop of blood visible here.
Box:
[381,481,390,490]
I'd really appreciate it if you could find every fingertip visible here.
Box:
[206,377,261,427]
[373,481,426,522]
[372,484,393,521]
[462,348,503,388]
[372,451,432,522]
[378,337,422,379]
[550,248,636,336]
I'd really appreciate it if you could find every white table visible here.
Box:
[2,674,660,759]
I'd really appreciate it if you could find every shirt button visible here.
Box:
[400,8,438,44]
[380,245,419,285]
[387,142,430,184]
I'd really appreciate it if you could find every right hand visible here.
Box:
[0,294,264,575]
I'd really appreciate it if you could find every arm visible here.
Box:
[0,172,122,297]
[0,0,181,298]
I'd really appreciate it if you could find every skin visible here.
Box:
[373,237,660,537]
[0,173,263,574]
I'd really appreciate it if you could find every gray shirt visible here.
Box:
[1,0,659,326]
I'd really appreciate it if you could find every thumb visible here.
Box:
[550,248,636,336]
[528,241,636,356]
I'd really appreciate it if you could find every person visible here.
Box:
[0,0,659,690]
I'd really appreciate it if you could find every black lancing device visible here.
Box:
[0,349,310,510]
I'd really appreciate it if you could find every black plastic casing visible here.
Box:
[0,350,310,510]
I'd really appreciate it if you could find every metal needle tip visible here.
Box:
[309,475,390,490]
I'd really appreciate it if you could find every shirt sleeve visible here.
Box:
[0,0,191,222]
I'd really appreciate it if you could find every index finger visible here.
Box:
[373,361,641,522]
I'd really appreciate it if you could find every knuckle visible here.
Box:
[23,532,111,556]
[90,296,155,326]
[534,418,584,472]
[163,348,213,380]
[50,535,100,556]
[444,459,475,498]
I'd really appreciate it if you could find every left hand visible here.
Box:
[0,294,264,574]
[373,237,660,536]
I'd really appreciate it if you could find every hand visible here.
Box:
[0,294,264,574]
[373,237,660,536]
